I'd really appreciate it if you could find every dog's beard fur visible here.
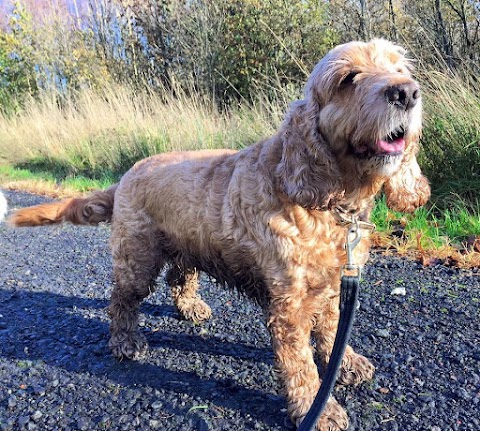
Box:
[361,153,403,176]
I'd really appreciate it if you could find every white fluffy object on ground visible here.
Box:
[0,191,7,221]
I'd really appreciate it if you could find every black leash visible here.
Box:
[297,275,359,431]
[298,217,373,431]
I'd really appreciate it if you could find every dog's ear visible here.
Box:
[275,100,344,210]
[383,143,430,213]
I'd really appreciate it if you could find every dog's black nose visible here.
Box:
[385,82,420,110]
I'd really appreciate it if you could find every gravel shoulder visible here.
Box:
[0,190,479,431]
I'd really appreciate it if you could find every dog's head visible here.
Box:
[305,38,422,178]
[277,39,430,212]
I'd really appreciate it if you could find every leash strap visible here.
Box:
[298,216,371,431]
[297,275,360,431]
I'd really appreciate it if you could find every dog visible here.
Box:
[0,191,7,221]
[9,39,430,430]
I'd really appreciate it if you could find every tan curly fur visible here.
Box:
[9,39,430,430]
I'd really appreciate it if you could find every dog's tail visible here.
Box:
[8,185,118,227]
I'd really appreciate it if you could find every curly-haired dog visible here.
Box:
[10,39,430,430]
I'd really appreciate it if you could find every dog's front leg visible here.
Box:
[268,294,349,431]
[313,290,375,387]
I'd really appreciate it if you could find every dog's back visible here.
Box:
[8,149,237,228]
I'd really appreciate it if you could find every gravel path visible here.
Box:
[0,190,479,431]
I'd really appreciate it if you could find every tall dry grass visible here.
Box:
[418,69,480,211]
[0,84,287,178]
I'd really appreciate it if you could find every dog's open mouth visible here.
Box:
[352,127,406,158]
[377,127,405,155]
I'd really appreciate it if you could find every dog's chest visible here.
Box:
[268,210,343,265]
[269,207,372,272]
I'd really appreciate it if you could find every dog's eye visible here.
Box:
[341,72,358,86]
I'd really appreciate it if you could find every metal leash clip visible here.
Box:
[341,216,362,279]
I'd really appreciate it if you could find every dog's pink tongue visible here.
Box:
[377,138,405,154]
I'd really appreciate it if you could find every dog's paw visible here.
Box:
[296,397,349,431]
[109,331,148,360]
[177,298,212,323]
[338,351,375,386]
[318,397,349,431]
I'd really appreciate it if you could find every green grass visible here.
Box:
[419,70,480,213]
[0,165,114,194]
[371,195,480,250]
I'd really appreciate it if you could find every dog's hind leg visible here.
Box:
[166,266,212,323]
[108,217,164,360]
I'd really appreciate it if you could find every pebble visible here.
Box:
[390,286,406,295]
[151,401,163,410]
[7,396,17,409]
[32,385,46,396]
[149,420,161,429]
[376,328,390,338]
[76,418,90,431]
[17,417,30,428]
[31,411,42,422]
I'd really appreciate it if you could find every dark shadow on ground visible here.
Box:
[0,288,286,428]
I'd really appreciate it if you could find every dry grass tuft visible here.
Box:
[2,180,83,199]
[372,231,480,269]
